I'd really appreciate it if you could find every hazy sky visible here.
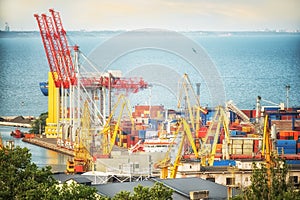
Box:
[0,0,299,31]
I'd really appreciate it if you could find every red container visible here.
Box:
[197,127,207,138]
[293,131,300,141]
[253,140,259,153]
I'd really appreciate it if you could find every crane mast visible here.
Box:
[49,9,77,87]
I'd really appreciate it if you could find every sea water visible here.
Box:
[0,31,299,171]
[0,31,299,118]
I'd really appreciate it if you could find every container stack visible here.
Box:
[276,140,296,155]
[275,130,300,154]
[230,139,254,156]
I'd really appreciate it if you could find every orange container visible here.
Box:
[24,133,34,138]
[279,131,289,140]
[216,144,222,153]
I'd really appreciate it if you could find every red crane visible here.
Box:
[35,9,148,92]
[49,9,77,87]
[34,14,63,88]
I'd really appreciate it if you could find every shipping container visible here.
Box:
[213,160,236,167]
[232,140,243,145]
[231,130,246,136]
[138,130,146,139]
[242,126,252,133]
[242,148,253,155]
[276,140,296,148]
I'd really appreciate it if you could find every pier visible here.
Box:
[22,137,74,157]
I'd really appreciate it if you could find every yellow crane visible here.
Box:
[101,94,135,157]
[156,108,231,178]
[177,73,207,132]
[155,118,200,179]
[200,106,230,166]
[66,101,94,173]
[261,114,274,187]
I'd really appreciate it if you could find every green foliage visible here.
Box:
[45,182,100,200]
[0,146,56,199]
[233,156,300,200]
[112,182,173,200]
[0,146,101,200]
[0,146,172,200]
[29,112,48,134]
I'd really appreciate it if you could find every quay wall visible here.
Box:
[22,137,74,157]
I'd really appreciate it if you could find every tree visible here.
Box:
[30,112,47,134]
[0,146,101,200]
[0,146,56,199]
[45,182,103,200]
[233,156,300,200]
[112,182,173,200]
[0,146,172,200]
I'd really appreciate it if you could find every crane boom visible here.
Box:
[49,9,76,87]
[177,74,207,132]
[101,94,135,156]
[201,106,230,166]
[34,14,62,87]
[156,118,199,179]
[226,100,250,123]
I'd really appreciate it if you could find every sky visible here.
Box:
[0,0,300,31]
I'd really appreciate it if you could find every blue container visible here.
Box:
[276,140,296,148]
[286,160,300,165]
[230,130,246,137]
[231,130,237,136]
[148,119,158,130]
[282,149,296,154]
[213,160,236,167]
[138,130,146,139]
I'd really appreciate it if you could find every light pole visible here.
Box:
[286,85,290,110]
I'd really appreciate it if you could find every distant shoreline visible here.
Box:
[0,116,34,128]
[0,30,299,37]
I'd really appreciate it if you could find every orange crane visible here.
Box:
[34,13,64,88]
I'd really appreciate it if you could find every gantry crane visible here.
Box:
[35,9,149,173]
[34,9,148,140]
[261,114,274,187]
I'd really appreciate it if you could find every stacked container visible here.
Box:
[276,140,296,155]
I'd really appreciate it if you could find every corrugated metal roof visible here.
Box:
[93,181,154,197]
[53,173,91,184]
[93,177,240,199]
[154,177,240,200]
[93,180,187,199]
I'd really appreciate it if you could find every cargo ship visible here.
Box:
[39,82,48,96]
